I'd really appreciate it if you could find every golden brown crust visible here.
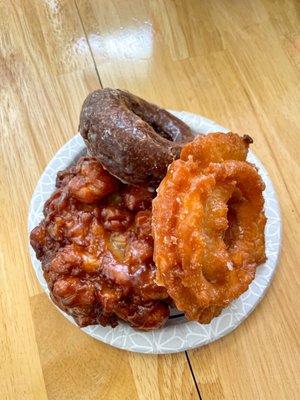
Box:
[153,133,266,323]
[180,132,251,164]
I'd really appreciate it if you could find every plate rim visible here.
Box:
[28,110,282,354]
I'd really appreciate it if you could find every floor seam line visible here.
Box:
[74,0,103,88]
[185,351,202,400]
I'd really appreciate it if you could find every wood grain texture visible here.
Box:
[0,1,198,399]
[0,1,99,399]
[0,0,299,399]
[31,293,197,400]
[77,0,300,399]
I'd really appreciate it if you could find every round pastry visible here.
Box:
[79,88,194,186]
[152,133,266,323]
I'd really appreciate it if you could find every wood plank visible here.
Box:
[77,0,300,398]
[0,1,198,399]
[0,1,101,398]
[31,293,198,400]
[0,0,99,299]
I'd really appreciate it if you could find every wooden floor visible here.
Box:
[0,1,299,399]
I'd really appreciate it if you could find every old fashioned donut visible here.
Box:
[152,133,266,323]
[79,88,194,186]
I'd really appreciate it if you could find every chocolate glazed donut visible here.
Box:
[79,88,194,186]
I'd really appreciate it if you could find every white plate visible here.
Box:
[28,111,282,354]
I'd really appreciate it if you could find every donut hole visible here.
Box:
[129,103,174,141]
[224,190,243,249]
[224,202,238,248]
[146,120,173,141]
